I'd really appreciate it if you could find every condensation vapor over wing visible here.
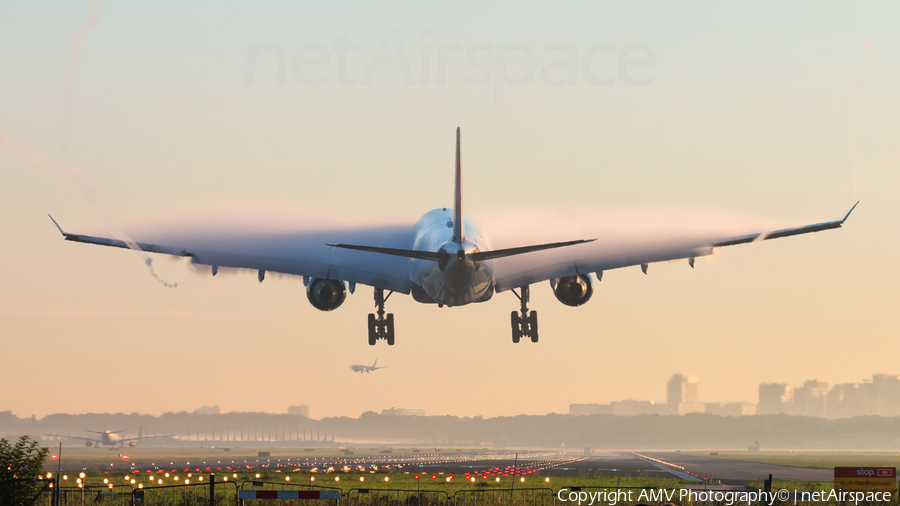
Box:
[478,209,771,281]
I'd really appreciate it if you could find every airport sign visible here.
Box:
[834,467,896,492]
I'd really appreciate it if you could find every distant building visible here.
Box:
[758,383,793,414]
[705,402,756,416]
[736,403,757,416]
[823,375,900,418]
[287,404,310,418]
[703,402,724,415]
[676,402,704,415]
[684,377,699,403]
[569,403,613,416]
[381,407,425,416]
[667,374,688,406]
[793,380,828,417]
[826,383,855,418]
[870,374,900,416]
[667,374,701,415]
[611,400,660,416]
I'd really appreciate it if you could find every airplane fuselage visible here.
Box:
[410,208,493,307]
[101,432,120,445]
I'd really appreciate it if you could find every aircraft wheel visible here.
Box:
[529,311,539,343]
[511,311,520,343]
[367,314,377,345]
[385,314,395,346]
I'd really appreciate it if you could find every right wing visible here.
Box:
[49,217,416,293]
[492,203,858,292]
[117,434,175,443]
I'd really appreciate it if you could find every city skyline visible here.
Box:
[571,373,900,419]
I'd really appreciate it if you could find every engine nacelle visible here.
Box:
[85,441,93,447]
[129,441,137,447]
[306,278,347,311]
[552,274,593,307]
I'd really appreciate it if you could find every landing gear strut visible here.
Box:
[368,288,395,346]
[510,285,538,343]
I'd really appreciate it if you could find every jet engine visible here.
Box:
[551,274,593,306]
[85,441,93,447]
[306,278,347,311]
[129,441,137,447]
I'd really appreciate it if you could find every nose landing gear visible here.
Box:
[368,288,395,345]
[510,285,538,343]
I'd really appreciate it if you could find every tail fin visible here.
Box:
[453,127,465,243]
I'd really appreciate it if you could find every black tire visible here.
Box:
[511,311,520,343]
[385,314,395,346]
[529,311,539,343]
[368,314,377,345]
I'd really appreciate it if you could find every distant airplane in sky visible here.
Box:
[48,128,858,346]
[351,359,387,373]
[45,416,172,447]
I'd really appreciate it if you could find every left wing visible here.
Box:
[117,434,174,443]
[42,434,102,443]
[492,203,858,292]
[48,217,417,294]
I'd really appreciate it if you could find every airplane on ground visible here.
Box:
[48,128,858,346]
[351,359,387,373]
[45,417,172,447]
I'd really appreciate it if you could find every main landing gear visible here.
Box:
[368,288,395,346]
[510,285,538,343]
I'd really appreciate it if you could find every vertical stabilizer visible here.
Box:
[453,127,465,243]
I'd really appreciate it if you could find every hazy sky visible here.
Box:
[1,1,899,419]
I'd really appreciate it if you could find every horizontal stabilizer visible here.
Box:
[327,238,594,262]
[470,239,595,261]
[326,243,446,261]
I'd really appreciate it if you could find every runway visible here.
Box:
[641,452,832,485]
[54,448,834,485]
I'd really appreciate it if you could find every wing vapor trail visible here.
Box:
[0,1,177,288]
[60,0,101,161]
[477,208,772,277]
[848,39,875,198]
[1,130,178,287]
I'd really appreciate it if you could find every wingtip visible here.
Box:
[842,201,860,223]
[48,214,65,236]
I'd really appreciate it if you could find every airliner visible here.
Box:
[351,359,387,373]
[45,417,172,447]
[49,128,857,346]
